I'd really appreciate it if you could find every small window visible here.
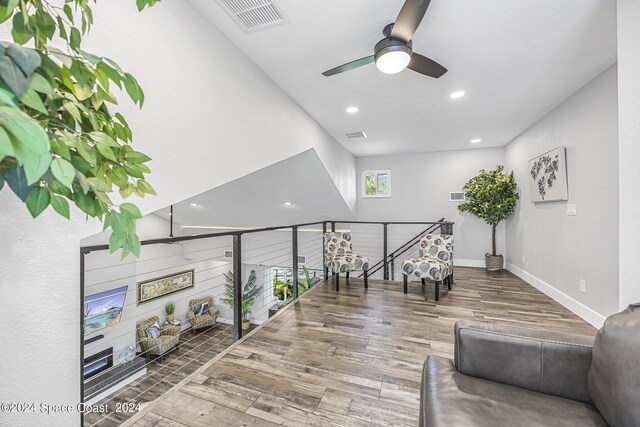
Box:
[362,169,391,198]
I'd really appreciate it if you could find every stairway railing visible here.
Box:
[358,218,446,280]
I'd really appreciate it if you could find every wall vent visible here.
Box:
[297,255,306,265]
[223,250,233,258]
[449,191,467,202]
[217,0,286,33]
[344,131,368,139]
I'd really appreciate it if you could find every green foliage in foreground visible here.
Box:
[0,0,160,258]
[458,165,519,256]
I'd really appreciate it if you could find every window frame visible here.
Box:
[361,169,392,198]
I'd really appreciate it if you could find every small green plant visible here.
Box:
[165,303,174,316]
[458,165,519,256]
[299,266,320,291]
[221,270,263,321]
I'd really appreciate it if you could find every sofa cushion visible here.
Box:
[421,356,606,427]
[589,303,640,427]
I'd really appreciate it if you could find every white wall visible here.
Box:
[504,66,619,326]
[355,148,507,265]
[83,0,357,216]
[617,0,640,310]
[0,0,355,424]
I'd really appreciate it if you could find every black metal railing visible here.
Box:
[79,218,453,420]
[361,217,446,280]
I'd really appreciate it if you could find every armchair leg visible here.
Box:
[421,278,426,286]
[160,355,164,363]
[447,275,452,290]
[346,272,350,280]
[335,273,339,291]
[435,280,440,302]
[364,270,368,289]
[403,275,408,294]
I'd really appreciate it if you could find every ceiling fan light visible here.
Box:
[376,50,411,74]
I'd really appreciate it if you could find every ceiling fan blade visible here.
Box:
[407,53,447,78]
[391,0,431,42]
[322,55,375,77]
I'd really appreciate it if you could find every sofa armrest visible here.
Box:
[454,320,595,404]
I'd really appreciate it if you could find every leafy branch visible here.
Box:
[0,0,161,258]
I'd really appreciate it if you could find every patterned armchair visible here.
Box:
[136,316,180,363]
[324,232,369,291]
[401,234,454,301]
[188,297,219,335]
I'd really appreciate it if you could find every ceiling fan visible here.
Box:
[322,0,447,78]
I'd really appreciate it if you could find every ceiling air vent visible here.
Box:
[449,191,467,202]
[297,255,306,265]
[223,250,233,258]
[344,131,368,140]
[217,0,286,33]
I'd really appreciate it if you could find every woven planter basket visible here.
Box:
[485,254,504,271]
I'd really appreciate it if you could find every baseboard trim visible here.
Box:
[454,259,485,268]
[505,263,606,328]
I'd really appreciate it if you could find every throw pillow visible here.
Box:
[200,302,210,315]
[193,303,202,315]
[146,322,161,338]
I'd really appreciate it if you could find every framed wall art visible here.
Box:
[137,269,195,304]
[528,147,569,202]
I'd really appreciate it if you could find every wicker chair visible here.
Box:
[136,316,180,363]
[188,297,219,335]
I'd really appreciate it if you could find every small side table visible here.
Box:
[162,320,181,327]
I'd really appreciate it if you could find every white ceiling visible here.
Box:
[190,0,616,156]
[154,149,354,230]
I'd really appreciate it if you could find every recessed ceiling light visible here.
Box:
[450,90,465,99]
[190,203,199,208]
[346,106,359,114]
[470,138,482,144]
[283,202,292,206]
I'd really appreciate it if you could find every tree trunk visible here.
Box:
[492,223,497,256]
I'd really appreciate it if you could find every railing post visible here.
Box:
[322,222,328,280]
[390,253,395,281]
[292,226,299,299]
[233,234,243,341]
[383,223,388,280]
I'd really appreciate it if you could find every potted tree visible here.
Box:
[458,166,519,271]
[221,270,263,330]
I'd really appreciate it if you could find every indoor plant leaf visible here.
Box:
[26,185,50,217]
[50,158,75,186]
[4,164,30,201]
[50,194,70,219]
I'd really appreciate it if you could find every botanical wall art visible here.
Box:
[528,147,569,202]
[137,269,194,304]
